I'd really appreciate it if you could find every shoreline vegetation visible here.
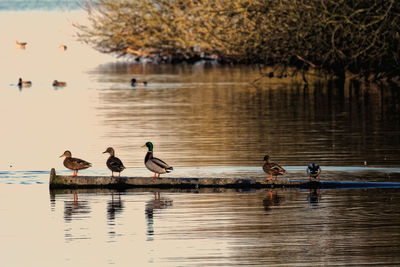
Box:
[75,0,400,86]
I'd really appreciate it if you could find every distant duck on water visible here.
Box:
[143,142,173,178]
[263,155,286,181]
[59,150,92,177]
[52,80,67,87]
[131,78,148,87]
[15,40,27,49]
[103,147,126,177]
[307,163,321,182]
[59,44,67,51]
[18,78,31,88]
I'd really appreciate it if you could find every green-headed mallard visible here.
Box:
[103,147,126,177]
[142,142,173,178]
[52,80,67,87]
[131,78,148,87]
[15,40,27,49]
[263,155,286,181]
[307,163,321,182]
[18,78,31,88]
[59,150,92,176]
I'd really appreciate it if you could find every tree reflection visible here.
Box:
[96,64,400,168]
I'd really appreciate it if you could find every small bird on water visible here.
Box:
[59,150,92,176]
[15,40,27,49]
[143,142,173,178]
[131,78,148,87]
[103,147,126,177]
[263,155,286,181]
[307,163,321,182]
[18,78,31,88]
[52,80,67,87]
[59,44,67,51]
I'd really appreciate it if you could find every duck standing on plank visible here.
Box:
[263,155,286,181]
[143,142,173,178]
[307,163,321,182]
[103,147,126,177]
[59,150,92,176]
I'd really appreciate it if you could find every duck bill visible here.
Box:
[102,151,107,154]
[141,144,146,148]
[59,154,65,158]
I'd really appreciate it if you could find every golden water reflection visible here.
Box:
[93,63,400,170]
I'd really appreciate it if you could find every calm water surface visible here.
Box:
[2,183,400,266]
[1,10,400,267]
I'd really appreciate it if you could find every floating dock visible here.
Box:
[49,169,400,189]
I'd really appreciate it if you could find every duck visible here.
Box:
[52,80,67,87]
[263,155,286,181]
[131,78,148,87]
[59,44,67,51]
[307,163,321,182]
[142,142,173,178]
[59,150,92,176]
[15,40,27,49]
[103,147,126,177]
[18,78,32,88]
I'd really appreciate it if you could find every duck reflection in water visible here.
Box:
[107,192,124,221]
[145,192,173,237]
[307,189,321,205]
[64,191,90,222]
[263,190,283,212]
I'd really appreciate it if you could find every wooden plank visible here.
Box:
[49,168,305,189]
[49,169,400,189]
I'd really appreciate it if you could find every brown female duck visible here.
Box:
[59,150,92,176]
[263,155,286,181]
[103,147,126,177]
[52,80,67,87]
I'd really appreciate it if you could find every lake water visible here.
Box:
[1,9,400,267]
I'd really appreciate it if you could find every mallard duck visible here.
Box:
[263,155,286,181]
[131,78,148,87]
[52,80,67,87]
[59,150,92,176]
[15,40,27,49]
[307,163,321,182]
[142,142,173,178]
[59,44,67,51]
[18,78,31,88]
[103,147,126,177]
